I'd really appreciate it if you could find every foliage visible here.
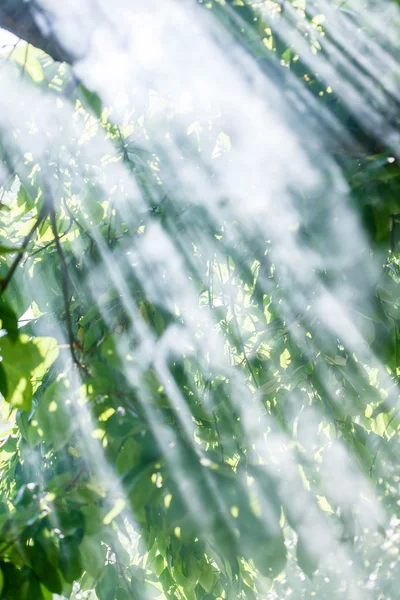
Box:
[0,1,399,599]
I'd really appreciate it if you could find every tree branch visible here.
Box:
[48,197,88,375]
[0,207,47,294]
[0,1,76,64]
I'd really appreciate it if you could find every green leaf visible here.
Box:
[252,536,286,578]
[16,184,34,211]
[80,85,103,118]
[0,332,43,371]
[21,572,45,600]
[199,562,215,593]
[127,464,156,516]
[83,321,104,350]
[40,584,53,600]
[0,299,19,341]
[30,336,60,380]
[0,245,23,254]
[116,437,141,475]
[296,536,318,578]
[0,334,59,410]
[45,472,74,492]
[56,509,85,536]
[80,535,107,578]
[17,410,42,446]
[279,348,291,369]
[34,378,72,449]
[0,562,24,598]
[13,44,44,83]
[27,543,63,594]
[186,555,201,583]
[3,364,33,410]
[243,583,257,600]
[0,361,8,397]
[96,564,118,600]
[59,536,83,583]
[151,554,165,577]
[159,568,174,594]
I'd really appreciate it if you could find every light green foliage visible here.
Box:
[0,334,59,410]
[0,1,398,600]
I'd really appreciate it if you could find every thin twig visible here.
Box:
[63,464,86,493]
[117,126,129,162]
[48,198,88,375]
[0,208,47,294]
[23,217,73,263]
[107,201,114,245]
[20,43,29,79]
[213,409,225,463]
[63,198,95,245]
[0,536,20,557]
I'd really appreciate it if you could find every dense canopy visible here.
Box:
[0,1,400,599]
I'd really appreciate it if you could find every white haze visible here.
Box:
[0,0,400,598]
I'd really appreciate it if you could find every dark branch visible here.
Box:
[45,185,89,375]
[0,206,47,295]
[0,1,79,64]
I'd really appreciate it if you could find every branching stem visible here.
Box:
[48,198,88,375]
[0,207,47,295]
